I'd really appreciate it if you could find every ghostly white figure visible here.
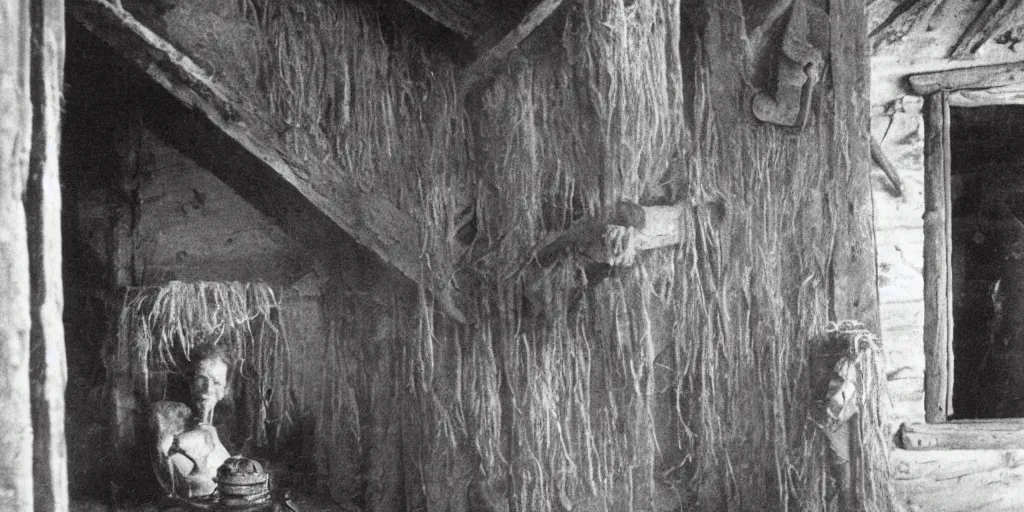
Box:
[151,345,232,499]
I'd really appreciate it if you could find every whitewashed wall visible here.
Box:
[871,96,927,431]
[871,99,1024,512]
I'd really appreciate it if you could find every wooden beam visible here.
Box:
[68,0,467,323]
[900,421,1024,450]
[402,0,493,39]
[533,202,710,269]
[923,91,952,423]
[949,0,1024,59]
[828,1,876,507]
[533,202,644,268]
[458,0,565,96]
[524,202,710,316]
[871,136,903,196]
[28,0,68,509]
[830,0,879,334]
[0,0,36,509]
[893,448,1024,511]
[909,61,1024,95]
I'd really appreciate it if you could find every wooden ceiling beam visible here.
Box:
[69,0,467,322]
[909,61,1024,94]
[458,0,566,96]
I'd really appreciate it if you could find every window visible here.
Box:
[949,105,1024,419]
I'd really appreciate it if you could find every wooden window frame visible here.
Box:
[902,62,1024,450]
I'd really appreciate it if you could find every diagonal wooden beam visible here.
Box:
[949,0,1024,59]
[458,0,565,96]
[402,0,494,40]
[69,0,467,323]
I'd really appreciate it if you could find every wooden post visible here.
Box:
[0,0,37,509]
[923,91,951,423]
[28,0,68,509]
[827,1,875,510]
[829,0,879,333]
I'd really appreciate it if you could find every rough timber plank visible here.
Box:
[923,91,951,423]
[458,0,565,96]
[947,85,1024,107]
[830,0,880,332]
[69,0,466,322]
[829,0,877,509]
[901,422,1024,450]
[909,62,1024,95]
[0,0,36,509]
[27,0,68,509]
[893,449,1024,512]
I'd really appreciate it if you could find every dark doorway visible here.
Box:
[951,105,1024,419]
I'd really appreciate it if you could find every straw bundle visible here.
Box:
[112,281,289,450]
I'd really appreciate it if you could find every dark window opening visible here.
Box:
[951,105,1024,419]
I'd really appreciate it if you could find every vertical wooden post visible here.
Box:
[0,0,37,510]
[28,0,68,509]
[923,91,951,423]
[827,1,875,510]
[829,0,880,333]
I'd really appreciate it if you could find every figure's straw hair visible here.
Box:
[113,281,288,449]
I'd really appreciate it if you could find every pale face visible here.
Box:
[191,358,228,422]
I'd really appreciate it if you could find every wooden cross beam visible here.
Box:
[458,0,566,96]
[402,0,495,40]
[68,0,467,323]
[909,61,1024,94]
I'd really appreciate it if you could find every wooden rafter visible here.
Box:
[458,0,565,96]
[402,0,494,39]
[68,0,467,323]
[949,0,1024,59]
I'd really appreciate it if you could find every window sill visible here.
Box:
[899,420,1024,450]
